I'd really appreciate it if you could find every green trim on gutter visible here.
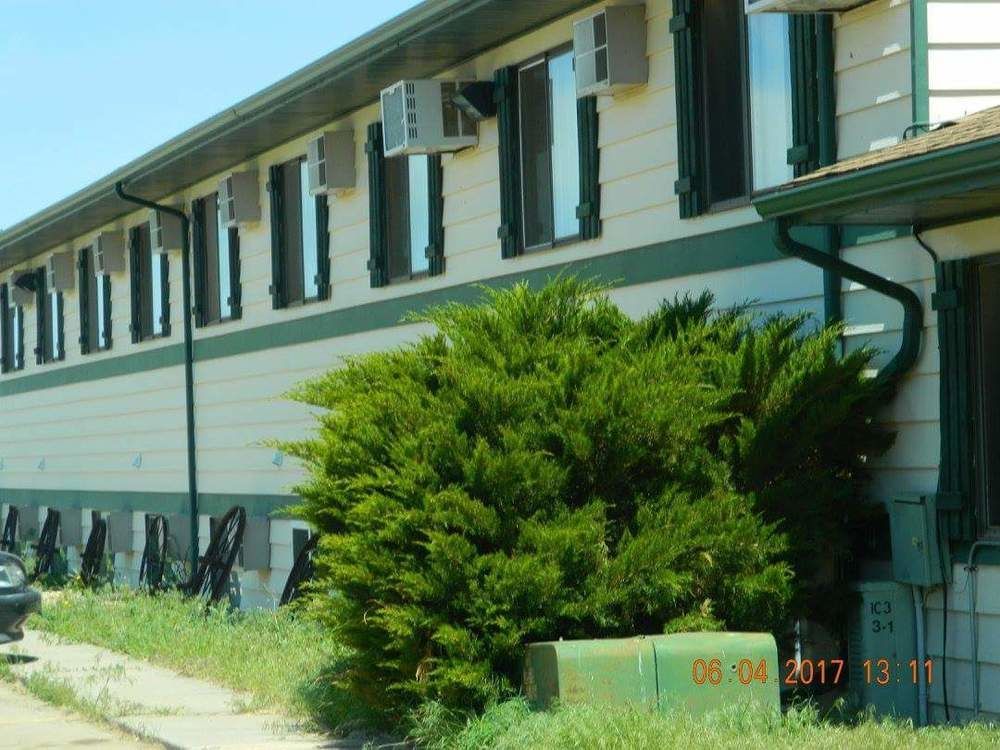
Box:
[910,0,930,125]
[0,488,295,519]
[754,133,1000,223]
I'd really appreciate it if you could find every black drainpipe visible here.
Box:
[115,181,199,572]
[772,217,923,382]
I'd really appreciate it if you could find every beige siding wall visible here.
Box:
[928,1,1000,121]
[835,0,914,158]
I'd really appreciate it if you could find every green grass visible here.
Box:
[28,587,366,730]
[411,699,1000,750]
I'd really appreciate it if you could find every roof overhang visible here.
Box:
[754,133,1000,229]
[0,0,595,273]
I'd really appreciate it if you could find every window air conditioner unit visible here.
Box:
[149,209,184,254]
[380,80,479,158]
[306,131,356,195]
[574,5,648,98]
[745,0,871,13]
[218,170,260,227]
[94,231,126,274]
[47,251,75,291]
[10,272,36,306]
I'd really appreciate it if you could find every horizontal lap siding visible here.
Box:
[928,1,1000,121]
[835,0,913,158]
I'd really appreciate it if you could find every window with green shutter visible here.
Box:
[78,246,111,355]
[129,223,169,342]
[496,47,601,257]
[0,284,12,373]
[193,193,242,326]
[34,267,64,365]
[671,1,805,215]
[268,158,330,306]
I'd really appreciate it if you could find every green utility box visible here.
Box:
[847,581,918,721]
[889,494,947,586]
[524,632,779,715]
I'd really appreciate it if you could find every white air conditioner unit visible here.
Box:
[218,170,260,227]
[745,0,871,13]
[306,131,356,195]
[94,231,126,274]
[47,251,75,291]
[149,209,184,254]
[380,80,479,158]
[574,5,648,98]
[9,272,36,306]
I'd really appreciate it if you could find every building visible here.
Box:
[2,0,1000,724]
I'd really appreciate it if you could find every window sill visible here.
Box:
[388,271,431,284]
[704,195,752,215]
[521,233,583,256]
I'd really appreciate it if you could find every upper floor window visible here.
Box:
[78,246,111,354]
[671,1,796,216]
[129,223,170,342]
[518,46,581,251]
[268,158,329,308]
[0,284,24,373]
[35,267,64,365]
[385,155,432,280]
[193,192,241,326]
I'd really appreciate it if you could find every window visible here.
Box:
[0,284,24,373]
[518,46,580,251]
[671,1,795,215]
[35,268,64,364]
[79,246,112,353]
[193,193,241,326]
[129,223,170,342]
[385,155,432,280]
[269,158,329,307]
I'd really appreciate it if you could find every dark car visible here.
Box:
[0,553,41,644]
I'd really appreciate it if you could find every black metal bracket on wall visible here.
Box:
[771,218,923,383]
[114,181,199,572]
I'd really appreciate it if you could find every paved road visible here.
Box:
[0,679,156,750]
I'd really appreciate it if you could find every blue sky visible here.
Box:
[0,0,421,229]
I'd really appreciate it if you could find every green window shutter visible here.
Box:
[495,66,522,258]
[576,95,601,240]
[426,155,445,276]
[787,16,821,176]
[315,194,331,300]
[128,227,142,343]
[101,274,113,350]
[267,164,287,308]
[228,227,243,319]
[934,259,977,543]
[0,284,9,373]
[159,253,171,338]
[365,122,389,288]
[55,292,64,360]
[670,1,703,219]
[78,248,91,355]
[34,268,46,365]
[190,197,207,328]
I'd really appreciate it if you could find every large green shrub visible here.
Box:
[282,279,892,721]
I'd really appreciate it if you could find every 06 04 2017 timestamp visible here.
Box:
[863,658,934,686]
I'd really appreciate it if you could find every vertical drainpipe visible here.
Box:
[816,17,842,327]
[114,182,199,573]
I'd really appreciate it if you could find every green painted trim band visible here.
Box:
[0,488,295,519]
[0,221,903,398]
[910,0,930,125]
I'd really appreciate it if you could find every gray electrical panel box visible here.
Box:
[16,506,39,541]
[848,581,918,721]
[219,170,260,227]
[889,494,947,586]
[307,131,356,194]
[61,509,83,547]
[149,209,184,254]
[241,517,271,571]
[47,251,75,291]
[107,512,133,554]
[573,4,648,98]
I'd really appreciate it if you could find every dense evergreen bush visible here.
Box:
[281,279,893,720]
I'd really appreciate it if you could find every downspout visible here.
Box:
[114,181,199,573]
[965,540,1000,719]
